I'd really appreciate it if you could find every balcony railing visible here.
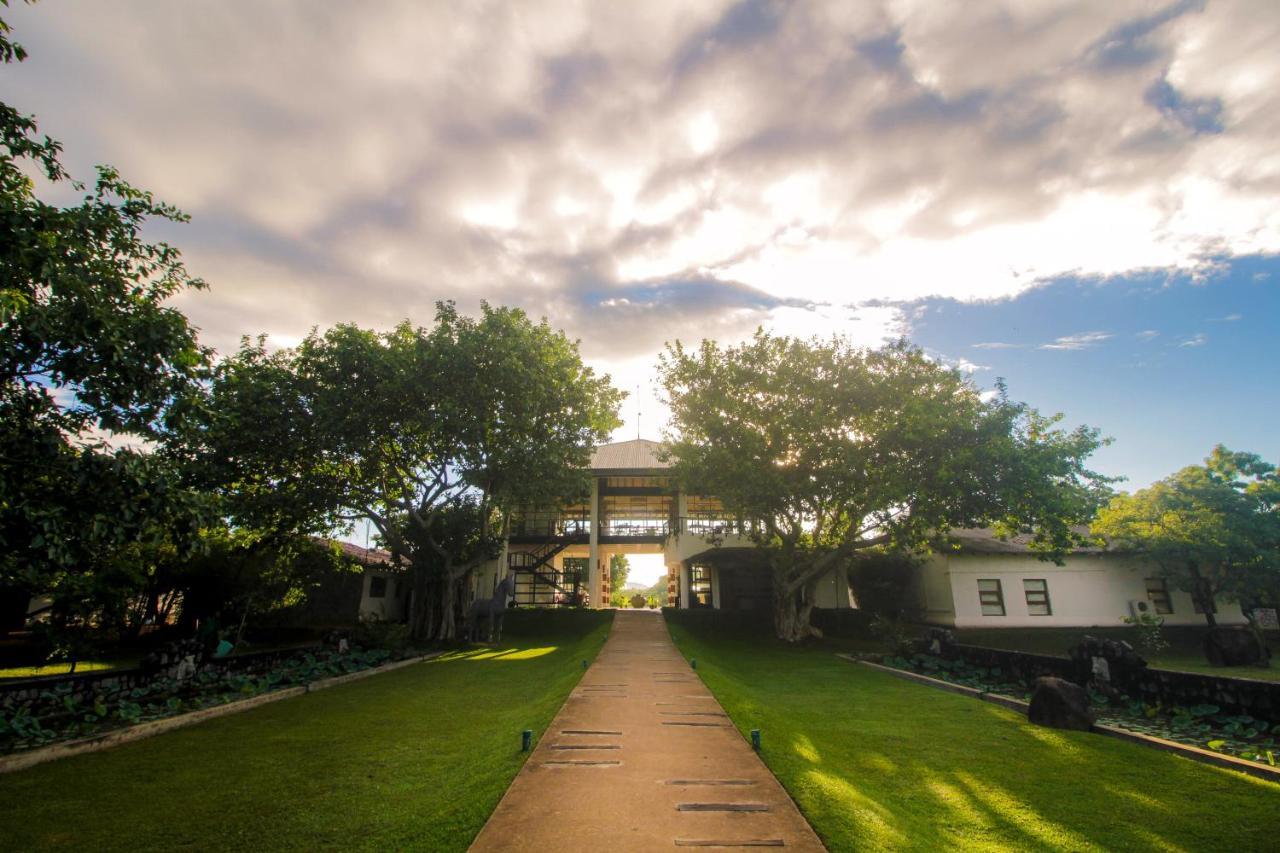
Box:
[679,516,762,538]
[509,513,590,538]
[599,519,669,538]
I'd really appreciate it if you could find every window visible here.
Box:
[368,575,387,599]
[1144,578,1173,614]
[977,579,1005,616]
[689,565,713,608]
[1023,579,1051,616]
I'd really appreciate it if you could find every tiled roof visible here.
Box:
[589,438,670,472]
[331,540,399,567]
[941,527,1107,554]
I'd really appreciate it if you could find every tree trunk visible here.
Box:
[1188,564,1218,628]
[773,574,819,642]
[437,575,458,642]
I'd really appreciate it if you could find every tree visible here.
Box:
[658,332,1111,641]
[195,303,622,641]
[0,5,212,655]
[1094,446,1280,627]
[609,554,630,595]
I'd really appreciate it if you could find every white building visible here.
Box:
[474,439,1246,630]
[908,528,1247,628]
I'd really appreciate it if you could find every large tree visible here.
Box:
[658,332,1111,641]
[1094,446,1280,627]
[196,303,622,640]
[0,6,212,649]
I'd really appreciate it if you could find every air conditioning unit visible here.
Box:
[1127,599,1151,618]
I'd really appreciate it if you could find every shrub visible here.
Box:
[1123,611,1169,657]
[351,619,412,656]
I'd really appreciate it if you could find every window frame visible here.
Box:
[977,579,1005,616]
[368,575,388,599]
[1023,578,1052,616]
[1144,577,1173,614]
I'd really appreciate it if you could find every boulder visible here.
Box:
[1204,627,1272,667]
[925,627,958,658]
[1028,676,1096,731]
[1068,635,1147,689]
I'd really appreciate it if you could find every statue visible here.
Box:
[465,574,516,644]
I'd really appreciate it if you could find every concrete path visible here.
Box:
[470,610,826,851]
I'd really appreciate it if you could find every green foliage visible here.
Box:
[1095,446,1280,626]
[1123,611,1170,657]
[0,7,212,658]
[658,331,1111,640]
[193,303,622,640]
[609,553,630,594]
[351,618,412,657]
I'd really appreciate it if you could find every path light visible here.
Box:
[582,659,588,670]
[690,658,697,670]
[522,730,533,752]
[750,729,761,751]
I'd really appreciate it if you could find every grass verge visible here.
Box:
[666,616,1280,852]
[0,610,611,851]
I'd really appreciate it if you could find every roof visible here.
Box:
[330,540,400,568]
[589,438,670,473]
[940,527,1107,555]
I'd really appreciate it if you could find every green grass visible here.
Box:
[955,626,1280,682]
[666,617,1280,852]
[0,610,611,851]
[0,659,133,679]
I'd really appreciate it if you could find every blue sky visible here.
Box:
[4,1,1279,495]
[906,254,1280,487]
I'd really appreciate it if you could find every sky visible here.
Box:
[4,0,1279,496]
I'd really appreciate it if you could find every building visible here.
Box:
[333,541,410,623]
[474,439,1247,630]
[471,438,855,613]
[908,528,1248,628]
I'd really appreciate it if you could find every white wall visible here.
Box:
[925,552,1247,629]
[358,570,407,622]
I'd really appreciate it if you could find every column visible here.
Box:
[588,476,601,608]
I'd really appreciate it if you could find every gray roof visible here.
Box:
[589,438,670,472]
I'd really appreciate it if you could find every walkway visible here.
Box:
[470,610,826,851]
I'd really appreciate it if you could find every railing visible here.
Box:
[509,513,590,538]
[599,519,669,537]
[678,517,762,538]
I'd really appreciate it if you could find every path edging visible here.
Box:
[838,654,1280,784]
[0,651,442,775]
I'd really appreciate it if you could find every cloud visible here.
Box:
[971,341,1024,349]
[1207,313,1242,321]
[1179,332,1208,346]
[1039,331,1114,350]
[4,0,1279,439]
[1136,329,1160,340]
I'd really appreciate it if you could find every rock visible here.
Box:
[1204,627,1272,667]
[1028,677,1096,731]
[1069,636,1147,689]
[925,627,958,658]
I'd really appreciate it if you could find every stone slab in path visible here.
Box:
[469,610,826,851]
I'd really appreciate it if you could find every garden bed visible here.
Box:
[870,651,1280,770]
[0,645,397,755]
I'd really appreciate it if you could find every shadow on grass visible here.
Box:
[668,620,1280,853]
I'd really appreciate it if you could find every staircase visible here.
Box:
[509,542,571,605]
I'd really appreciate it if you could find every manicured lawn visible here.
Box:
[666,616,1280,852]
[0,610,610,851]
[0,659,132,679]
[955,626,1280,682]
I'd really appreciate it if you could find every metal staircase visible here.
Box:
[508,541,571,605]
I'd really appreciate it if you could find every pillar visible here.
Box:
[588,476,601,608]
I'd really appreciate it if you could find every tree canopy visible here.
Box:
[1094,446,1280,626]
[658,331,1112,640]
[0,4,212,648]
[194,302,623,639]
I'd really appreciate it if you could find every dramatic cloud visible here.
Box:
[4,0,1279,433]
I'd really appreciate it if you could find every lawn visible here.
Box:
[666,615,1280,853]
[0,610,610,852]
[954,626,1280,682]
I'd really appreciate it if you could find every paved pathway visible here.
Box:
[470,610,826,851]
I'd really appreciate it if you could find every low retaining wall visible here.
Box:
[0,651,441,775]
[944,643,1280,723]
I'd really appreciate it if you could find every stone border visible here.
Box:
[0,651,442,775]
[838,654,1280,784]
